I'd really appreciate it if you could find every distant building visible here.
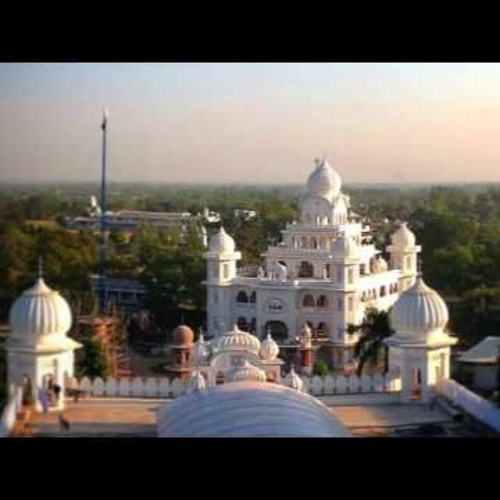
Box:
[66,199,209,251]
[67,208,193,232]
[234,209,258,221]
[202,207,221,224]
[456,336,500,392]
[90,275,146,314]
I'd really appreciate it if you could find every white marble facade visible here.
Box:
[204,157,422,369]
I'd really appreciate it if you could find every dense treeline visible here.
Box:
[2,183,500,347]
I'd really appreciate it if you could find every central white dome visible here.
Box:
[212,324,261,356]
[390,276,449,337]
[208,227,235,254]
[9,278,72,338]
[306,158,342,201]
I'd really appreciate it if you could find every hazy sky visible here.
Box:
[1,63,500,184]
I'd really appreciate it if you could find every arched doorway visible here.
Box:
[411,368,422,400]
[21,374,33,407]
[316,322,329,339]
[302,294,315,308]
[264,321,288,342]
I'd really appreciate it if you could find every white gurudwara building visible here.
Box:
[204,157,422,369]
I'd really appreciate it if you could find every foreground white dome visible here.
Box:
[390,276,449,337]
[9,278,72,337]
[157,380,351,437]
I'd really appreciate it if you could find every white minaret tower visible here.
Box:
[385,274,457,404]
[5,262,82,412]
[330,233,361,367]
[386,222,421,292]
[203,227,241,338]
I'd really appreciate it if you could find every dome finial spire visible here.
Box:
[38,255,44,279]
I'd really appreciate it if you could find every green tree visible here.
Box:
[348,308,394,376]
[313,358,330,376]
[77,338,110,379]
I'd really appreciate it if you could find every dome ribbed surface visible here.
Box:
[213,325,261,356]
[390,277,449,336]
[9,278,72,337]
[157,380,351,437]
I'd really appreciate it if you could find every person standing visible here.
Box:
[38,387,49,414]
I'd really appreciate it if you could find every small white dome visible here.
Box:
[259,332,280,361]
[192,331,208,364]
[391,222,416,248]
[213,324,261,356]
[306,158,342,201]
[284,367,304,392]
[332,234,358,258]
[390,276,449,337]
[9,278,72,338]
[208,227,235,254]
[187,370,206,393]
[227,360,267,383]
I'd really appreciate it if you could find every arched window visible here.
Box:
[316,322,329,338]
[380,285,386,297]
[249,291,256,303]
[324,263,331,279]
[298,261,314,278]
[317,295,328,309]
[249,318,256,333]
[236,291,248,303]
[311,237,318,249]
[216,372,225,385]
[237,317,248,331]
[303,294,315,308]
[264,321,288,342]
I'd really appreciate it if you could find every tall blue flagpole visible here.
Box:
[99,107,108,313]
